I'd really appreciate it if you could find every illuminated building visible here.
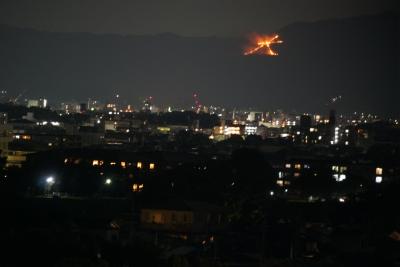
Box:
[375,167,383,183]
[140,201,225,233]
[332,127,340,145]
[224,126,241,136]
[247,111,264,122]
[27,98,47,108]
[332,165,347,182]
[142,96,153,112]
[244,125,257,135]
[133,183,144,192]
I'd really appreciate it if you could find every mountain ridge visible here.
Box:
[0,13,398,116]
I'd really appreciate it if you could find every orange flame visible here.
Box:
[244,34,283,56]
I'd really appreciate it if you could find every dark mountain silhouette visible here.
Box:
[0,13,398,116]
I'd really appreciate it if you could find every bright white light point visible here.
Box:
[269,190,274,196]
[105,178,112,185]
[46,177,54,184]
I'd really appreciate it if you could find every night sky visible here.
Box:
[0,1,399,116]
[0,0,397,36]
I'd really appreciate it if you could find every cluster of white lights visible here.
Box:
[333,174,346,182]
[224,126,241,136]
[37,121,60,126]
[244,125,257,135]
[333,127,340,144]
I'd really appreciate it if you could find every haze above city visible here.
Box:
[0,0,397,36]
[0,0,399,116]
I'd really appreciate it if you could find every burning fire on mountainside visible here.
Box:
[243,33,283,56]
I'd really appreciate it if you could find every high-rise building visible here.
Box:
[142,97,153,112]
[80,103,87,113]
[27,98,47,108]
[300,115,312,130]
[329,109,336,126]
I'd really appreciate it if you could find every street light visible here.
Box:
[45,176,55,196]
[46,176,55,185]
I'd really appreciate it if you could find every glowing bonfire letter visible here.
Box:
[244,34,283,56]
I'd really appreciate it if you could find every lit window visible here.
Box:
[376,167,383,176]
[149,163,155,170]
[110,162,116,166]
[285,164,291,169]
[294,164,301,170]
[276,180,284,186]
[339,166,347,173]
[92,160,99,166]
[133,183,144,192]
[332,165,339,172]
[294,172,300,177]
[121,161,126,168]
[278,171,284,178]
[375,176,383,183]
[137,162,142,169]
[334,174,346,182]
